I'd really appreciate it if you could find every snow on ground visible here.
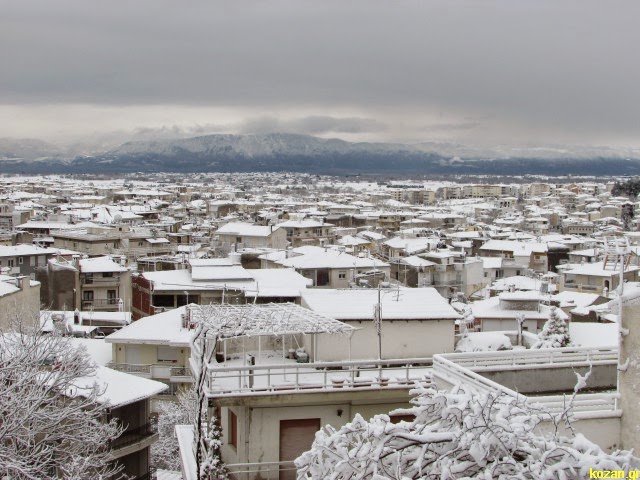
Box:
[456,332,513,352]
[569,322,618,348]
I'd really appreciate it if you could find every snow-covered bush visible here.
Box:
[456,331,512,352]
[296,383,637,479]
[532,306,572,349]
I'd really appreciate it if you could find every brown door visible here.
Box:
[279,418,321,480]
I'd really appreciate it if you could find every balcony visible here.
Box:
[107,362,152,378]
[110,422,158,457]
[81,276,121,286]
[170,366,193,383]
[82,297,122,311]
[201,356,434,399]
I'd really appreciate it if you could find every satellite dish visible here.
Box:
[113,214,122,224]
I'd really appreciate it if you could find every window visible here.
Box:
[495,269,504,279]
[18,257,23,265]
[228,410,238,448]
[107,290,117,303]
[84,273,93,284]
[82,291,94,301]
[338,271,346,279]
[8,259,14,267]
[236,236,242,244]
[157,346,178,363]
[103,272,114,278]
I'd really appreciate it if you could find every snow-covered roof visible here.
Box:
[480,240,547,255]
[569,323,617,348]
[246,268,312,297]
[562,260,640,277]
[0,244,61,257]
[141,269,254,292]
[301,288,460,320]
[261,246,387,269]
[79,256,128,273]
[217,222,280,237]
[72,366,168,408]
[106,307,194,346]
[195,303,354,338]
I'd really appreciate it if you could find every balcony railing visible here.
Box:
[82,298,122,310]
[202,357,434,398]
[433,348,620,416]
[170,366,191,377]
[110,422,156,450]
[226,461,296,480]
[107,362,152,375]
[81,276,120,285]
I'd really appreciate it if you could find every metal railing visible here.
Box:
[441,346,618,371]
[107,362,152,375]
[82,298,122,309]
[203,357,434,397]
[226,461,296,479]
[170,366,191,377]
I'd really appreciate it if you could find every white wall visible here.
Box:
[315,319,455,361]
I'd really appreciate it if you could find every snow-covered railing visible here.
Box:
[432,354,524,400]
[107,362,152,375]
[202,357,434,397]
[441,346,617,371]
[433,350,620,417]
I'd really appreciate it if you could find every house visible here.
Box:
[301,287,460,360]
[275,218,335,247]
[177,302,446,480]
[471,290,568,333]
[215,222,288,249]
[38,255,131,313]
[78,256,131,312]
[559,261,640,295]
[479,239,548,274]
[131,257,312,319]
[106,307,194,401]
[259,246,390,288]
[0,244,60,278]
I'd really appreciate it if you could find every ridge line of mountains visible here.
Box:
[1,133,639,176]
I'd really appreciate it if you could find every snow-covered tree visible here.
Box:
[200,416,228,480]
[152,385,200,471]
[532,306,572,349]
[296,383,637,479]
[0,317,123,479]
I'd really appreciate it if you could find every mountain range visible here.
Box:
[1,133,639,176]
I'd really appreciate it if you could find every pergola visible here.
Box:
[189,303,356,364]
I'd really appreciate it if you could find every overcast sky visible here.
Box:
[1,0,639,148]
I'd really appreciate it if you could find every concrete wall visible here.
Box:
[0,278,41,330]
[315,319,455,361]
[219,400,413,470]
[620,304,640,451]
[479,363,616,394]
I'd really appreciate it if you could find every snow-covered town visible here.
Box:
[2,173,640,478]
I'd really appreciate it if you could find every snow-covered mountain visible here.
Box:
[1,132,639,175]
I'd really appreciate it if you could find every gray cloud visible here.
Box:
[1,0,639,147]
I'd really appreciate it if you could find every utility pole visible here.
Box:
[374,282,382,361]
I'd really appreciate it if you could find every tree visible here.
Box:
[200,416,228,480]
[0,318,123,479]
[152,385,200,471]
[296,383,637,479]
[532,306,571,349]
